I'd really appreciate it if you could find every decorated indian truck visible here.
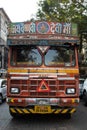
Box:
[7,21,79,118]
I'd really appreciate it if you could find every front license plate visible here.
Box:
[35,106,51,113]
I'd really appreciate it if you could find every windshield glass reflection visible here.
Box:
[45,46,75,66]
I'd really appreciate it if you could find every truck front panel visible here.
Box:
[7,44,79,115]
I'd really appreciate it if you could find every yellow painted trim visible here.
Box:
[10,108,76,114]
[58,69,79,73]
[72,99,75,103]
[22,109,30,114]
[54,109,61,114]
[61,109,68,114]
[70,108,76,114]
[16,108,23,114]
[11,99,14,103]
[30,69,57,73]
[8,68,79,74]
[10,108,16,113]
[51,109,55,113]
[8,69,28,73]
[29,109,36,113]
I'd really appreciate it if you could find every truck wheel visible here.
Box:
[84,102,87,106]
[83,91,87,106]
[0,94,3,104]
[83,91,86,97]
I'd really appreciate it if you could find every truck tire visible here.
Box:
[0,94,3,104]
[83,91,87,106]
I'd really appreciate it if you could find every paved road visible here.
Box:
[0,100,87,130]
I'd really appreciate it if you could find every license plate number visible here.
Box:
[35,106,51,113]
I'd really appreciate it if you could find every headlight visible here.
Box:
[66,88,76,94]
[10,87,20,94]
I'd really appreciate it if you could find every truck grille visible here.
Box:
[29,79,57,97]
[10,78,76,97]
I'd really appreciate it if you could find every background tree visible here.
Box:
[36,0,87,75]
[37,0,87,51]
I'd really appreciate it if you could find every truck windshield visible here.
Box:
[45,46,75,67]
[10,45,75,67]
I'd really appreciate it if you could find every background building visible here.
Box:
[0,8,11,70]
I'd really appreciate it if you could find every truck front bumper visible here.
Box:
[7,97,79,114]
[9,105,76,114]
